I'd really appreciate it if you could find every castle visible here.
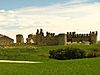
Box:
[0,29,97,46]
[16,29,98,45]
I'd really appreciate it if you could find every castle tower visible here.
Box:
[16,34,24,44]
[89,31,98,44]
[35,29,44,45]
[58,33,67,45]
[26,34,36,44]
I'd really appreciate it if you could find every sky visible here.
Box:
[0,0,100,42]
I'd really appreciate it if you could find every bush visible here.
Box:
[65,48,86,59]
[86,48,100,58]
[49,49,66,60]
[86,51,96,58]
[93,49,100,57]
[49,47,86,60]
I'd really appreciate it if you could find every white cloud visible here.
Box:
[0,1,100,42]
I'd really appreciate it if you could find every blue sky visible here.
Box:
[0,0,68,10]
[0,0,100,41]
[0,0,100,10]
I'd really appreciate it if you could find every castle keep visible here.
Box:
[16,29,97,45]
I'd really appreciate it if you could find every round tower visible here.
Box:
[58,33,67,45]
[16,34,24,44]
[89,31,97,44]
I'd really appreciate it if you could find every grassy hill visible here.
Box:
[0,44,100,75]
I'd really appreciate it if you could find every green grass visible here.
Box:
[0,44,100,75]
[0,57,100,75]
[0,45,69,61]
[0,44,100,61]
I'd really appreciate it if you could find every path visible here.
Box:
[0,60,43,64]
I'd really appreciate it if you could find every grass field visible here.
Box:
[0,57,100,75]
[0,44,100,75]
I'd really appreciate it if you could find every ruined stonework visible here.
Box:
[26,29,67,45]
[0,29,97,46]
[26,34,36,44]
[16,34,24,44]
[35,29,45,45]
[67,31,97,44]
[0,34,14,45]
[26,29,97,46]
[89,31,97,44]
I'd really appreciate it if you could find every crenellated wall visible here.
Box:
[0,29,97,46]
[23,29,98,46]
[67,31,97,44]
[25,29,67,46]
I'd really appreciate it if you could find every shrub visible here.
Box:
[86,51,96,58]
[49,47,86,60]
[49,49,67,60]
[86,48,100,58]
[93,49,100,57]
[65,47,86,59]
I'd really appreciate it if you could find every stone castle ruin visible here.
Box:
[16,29,98,45]
[0,29,97,46]
[25,29,66,45]
[0,34,14,45]
[67,31,97,44]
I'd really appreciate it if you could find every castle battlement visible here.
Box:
[16,29,98,45]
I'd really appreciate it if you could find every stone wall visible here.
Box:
[67,31,97,44]
[0,34,14,45]
[26,29,66,46]
[25,29,97,46]
[26,34,36,44]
